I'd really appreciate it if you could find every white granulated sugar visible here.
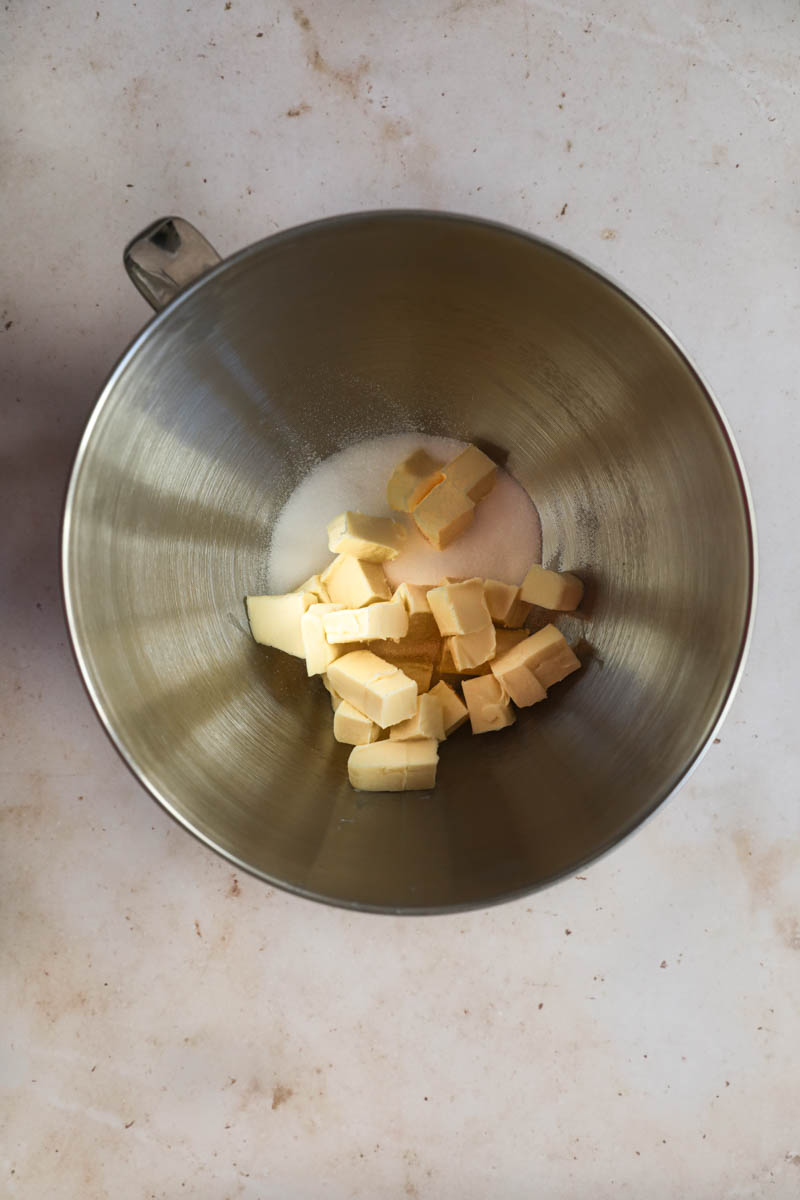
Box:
[266,433,542,593]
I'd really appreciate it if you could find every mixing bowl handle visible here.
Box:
[123,216,222,311]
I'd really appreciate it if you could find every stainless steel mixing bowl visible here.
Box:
[62,211,755,913]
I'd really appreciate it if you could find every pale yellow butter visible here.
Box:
[321,673,344,710]
[390,693,445,742]
[428,680,469,736]
[491,623,579,704]
[301,602,346,676]
[490,658,547,708]
[427,578,491,636]
[333,700,381,745]
[463,674,516,734]
[438,640,491,677]
[327,511,406,563]
[391,582,439,637]
[520,564,584,612]
[294,574,330,603]
[443,444,497,502]
[412,480,475,550]
[327,651,418,728]
[387,449,444,513]
[323,601,409,644]
[246,591,314,658]
[529,625,582,688]
[447,622,496,672]
[321,554,391,608]
[484,578,531,628]
[348,739,439,791]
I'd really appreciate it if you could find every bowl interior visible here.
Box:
[64,213,753,911]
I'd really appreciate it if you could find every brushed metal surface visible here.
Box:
[62,212,755,913]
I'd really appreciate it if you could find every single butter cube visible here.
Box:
[443,444,497,502]
[391,582,439,637]
[490,657,547,708]
[448,622,496,672]
[348,739,439,792]
[301,602,346,676]
[321,554,391,608]
[494,628,530,657]
[390,693,445,742]
[529,624,582,689]
[413,480,475,550]
[333,699,381,745]
[323,601,409,644]
[429,681,472,734]
[491,623,579,705]
[327,511,406,563]
[520,563,584,612]
[327,651,418,728]
[393,660,433,693]
[484,578,531,628]
[293,574,330,603]
[387,449,445,513]
[438,639,491,677]
[245,591,314,658]
[463,675,516,734]
[321,673,343,710]
[427,578,491,636]
[428,680,469,736]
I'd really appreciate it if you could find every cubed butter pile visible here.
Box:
[387,443,498,550]
[246,444,586,792]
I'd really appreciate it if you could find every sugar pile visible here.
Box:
[266,432,542,593]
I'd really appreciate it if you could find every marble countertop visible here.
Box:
[2,1,798,1196]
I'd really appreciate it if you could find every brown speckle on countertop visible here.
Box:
[272,1084,293,1109]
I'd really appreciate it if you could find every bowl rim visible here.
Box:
[61,208,758,915]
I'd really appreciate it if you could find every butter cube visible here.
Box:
[490,656,547,708]
[333,699,381,745]
[390,693,445,742]
[246,591,314,658]
[494,628,530,657]
[327,651,418,728]
[393,660,433,693]
[428,680,469,736]
[484,578,531,628]
[447,622,496,672]
[321,673,343,710]
[323,601,409,644]
[348,739,439,791]
[491,623,579,705]
[520,564,584,612]
[293,573,330,603]
[391,582,439,637]
[427,578,491,636]
[462,674,516,734]
[528,624,582,688]
[413,480,475,550]
[438,640,491,677]
[387,449,445,513]
[301,602,346,676]
[321,554,391,608]
[443,444,497,502]
[327,511,406,563]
